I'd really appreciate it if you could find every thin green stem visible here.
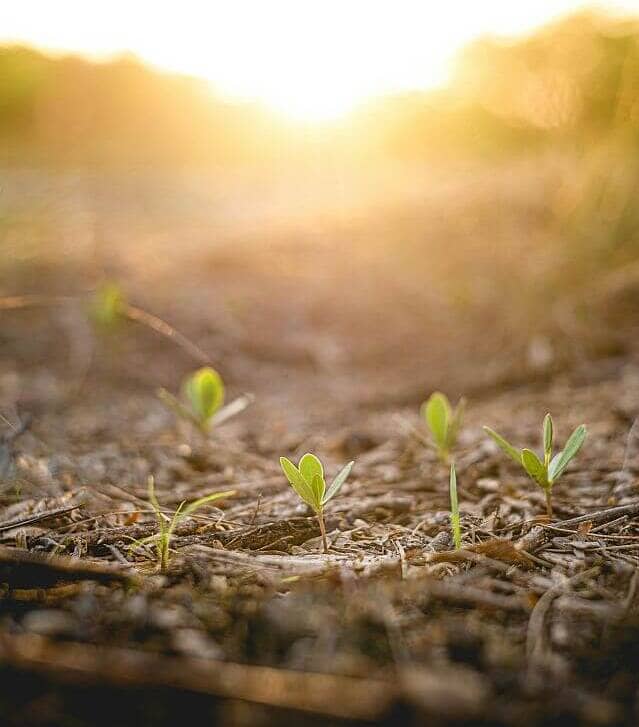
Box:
[317,510,329,553]
[545,489,554,519]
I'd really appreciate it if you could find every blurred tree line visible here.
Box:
[2,11,639,168]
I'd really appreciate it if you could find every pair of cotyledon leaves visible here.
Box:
[280,453,354,513]
[484,414,586,490]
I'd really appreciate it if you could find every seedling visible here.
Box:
[130,476,235,572]
[484,414,587,518]
[421,391,465,463]
[90,282,126,329]
[279,453,354,553]
[449,463,461,549]
[158,366,252,434]
[184,366,225,429]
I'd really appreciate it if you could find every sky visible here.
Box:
[2,1,639,120]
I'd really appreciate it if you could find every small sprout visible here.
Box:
[184,367,225,429]
[158,367,252,434]
[421,391,466,464]
[279,453,354,553]
[130,476,234,572]
[449,463,462,550]
[90,282,126,329]
[484,414,587,518]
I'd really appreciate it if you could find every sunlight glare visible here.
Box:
[3,0,639,122]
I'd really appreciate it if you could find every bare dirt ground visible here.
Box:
[1,162,639,726]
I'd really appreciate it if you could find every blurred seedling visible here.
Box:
[421,391,465,464]
[158,366,253,434]
[86,282,213,364]
[2,286,213,366]
[449,463,461,549]
[279,453,354,553]
[484,414,587,518]
[89,282,126,330]
[130,476,235,572]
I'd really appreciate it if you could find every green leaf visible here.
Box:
[423,392,451,450]
[521,448,549,489]
[179,490,236,520]
[449,463,459,512]
[147,476,161,514]
[549,451,562,476]
[543,414,553,463]
[166,501,186,539]
[279,456,317,510]
[147,476,167,537]
[185,367,225,424]
[299,453,324,487]
[128,533,160,558]
[548,424,587,482]
[323,460,354,504]
[309,474,325,510]
[483,426,522,465]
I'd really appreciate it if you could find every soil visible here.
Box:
[2,166,639,726]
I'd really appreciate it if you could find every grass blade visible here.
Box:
[180,490,236,519]
[543,413,553,464]
[449,463,461,550]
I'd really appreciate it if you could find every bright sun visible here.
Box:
[2,0,636,123]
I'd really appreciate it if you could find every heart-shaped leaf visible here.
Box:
[299,453,324,487]
[309,474,325,510]
[185,367,225,423]
[280,456,317,510]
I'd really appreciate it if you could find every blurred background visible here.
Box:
[2,1,639,415]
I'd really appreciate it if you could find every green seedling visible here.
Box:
[89,281,126,329]
[421,391,465,464]
[279,453,354,553]
[158,366,252,434]
[484,414,587,518]
[184,366,225,428]
[130,476,235,572]
[449,463,461,549]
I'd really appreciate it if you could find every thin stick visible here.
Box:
[0,294,74,310]
[0,294,212,366]
[123,304,211,364]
